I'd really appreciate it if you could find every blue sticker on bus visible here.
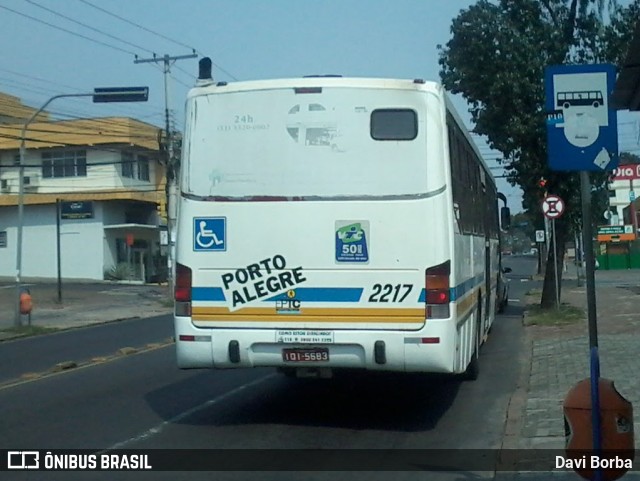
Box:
[193,217,226,251]
[335,221,369,263]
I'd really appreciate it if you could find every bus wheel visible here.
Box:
[463,309,481,381]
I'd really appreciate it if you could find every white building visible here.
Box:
[0,101,167,282]
[608,163,640,229]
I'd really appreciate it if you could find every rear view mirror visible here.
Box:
[500,206,511,230]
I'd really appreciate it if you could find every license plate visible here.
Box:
[282,348,329,362]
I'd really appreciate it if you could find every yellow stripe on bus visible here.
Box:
[192,306,424,316]
[193,315,424,323]
[191,306,425,322]
[455,286,482,319]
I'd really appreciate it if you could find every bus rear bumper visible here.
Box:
[174,316,457,373]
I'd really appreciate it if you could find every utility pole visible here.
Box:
[134,52,197,292]
[133,50,198,291]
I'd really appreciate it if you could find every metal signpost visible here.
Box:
[545,64,619,481]
[15,88,148,326]
[542,194,565,308]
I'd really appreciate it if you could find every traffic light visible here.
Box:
[538,177,548,189]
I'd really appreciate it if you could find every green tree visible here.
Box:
[619,152,640,164]
[438,0,639,308]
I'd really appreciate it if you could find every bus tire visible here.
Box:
[463,308,481,381]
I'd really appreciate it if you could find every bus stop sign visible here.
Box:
[544,64,618,172]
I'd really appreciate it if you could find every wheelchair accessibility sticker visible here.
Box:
[194,217,226,251]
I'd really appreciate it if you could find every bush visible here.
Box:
[104,263,134,281]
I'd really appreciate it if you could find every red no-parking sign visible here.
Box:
[542,195,565,219]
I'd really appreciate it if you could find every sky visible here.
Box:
[1,0,639,213]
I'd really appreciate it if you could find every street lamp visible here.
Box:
[14,87,149,326]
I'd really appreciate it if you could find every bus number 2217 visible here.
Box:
[368,284,413,303]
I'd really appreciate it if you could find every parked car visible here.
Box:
[496,266,512,313]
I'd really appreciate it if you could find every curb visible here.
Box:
[501,317,533,451]
[0,312,170,343]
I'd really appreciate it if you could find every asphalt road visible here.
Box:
[0,258,537,481]
[0,314,174,385]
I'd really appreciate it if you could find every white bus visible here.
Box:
[174,64,509,380]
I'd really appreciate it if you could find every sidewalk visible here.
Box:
[0,279,172,341]
[500,268,640,480]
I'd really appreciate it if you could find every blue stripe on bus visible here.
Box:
[192,287,364,303]
[419,273,486,303]
[268,287,363,302]
[192,287,226,301]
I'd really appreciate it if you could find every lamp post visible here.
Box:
[15,87,148,326]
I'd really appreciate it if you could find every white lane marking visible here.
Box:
[0,283,34,289]
[0,342,173,391]
[105,373,276,450]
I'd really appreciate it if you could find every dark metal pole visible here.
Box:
[580,171,598,348]
[56,199,62,304]
[581,170,602,480]
[552,218,559,308]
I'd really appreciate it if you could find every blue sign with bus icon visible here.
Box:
[544,64,618,171]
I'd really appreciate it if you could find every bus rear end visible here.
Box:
[174,78,458,376]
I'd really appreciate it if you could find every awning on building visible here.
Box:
[104,223,158,229]
[103,223,159,237]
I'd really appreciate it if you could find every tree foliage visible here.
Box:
[620,152,640,164]
[438,0,639,307]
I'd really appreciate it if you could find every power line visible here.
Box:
[0,4,136,56]
[0,67,82,93]
[0,124,159,142]
[174,64,196,81]
[77,0,196,52]
[76,0,238,80]
[208,58,239,81]
[169,73,193,90]
[0,66,166,119]
[0,130,162,154]
[0,97,164,131]
[0,92,165,127]
[22,0,156,56]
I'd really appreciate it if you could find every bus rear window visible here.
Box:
[370,109,417,141]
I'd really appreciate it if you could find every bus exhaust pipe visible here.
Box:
[296,367,333,379]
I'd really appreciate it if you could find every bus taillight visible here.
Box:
[425,260,451,319]
[175,263,192,316]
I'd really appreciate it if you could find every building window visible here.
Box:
[137,155,150,181]
[0,231,6,248]
[121,152,135,178]
[42,150,87,178]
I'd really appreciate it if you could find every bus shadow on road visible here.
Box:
[237,372,463,433]
[145,369,463,434]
